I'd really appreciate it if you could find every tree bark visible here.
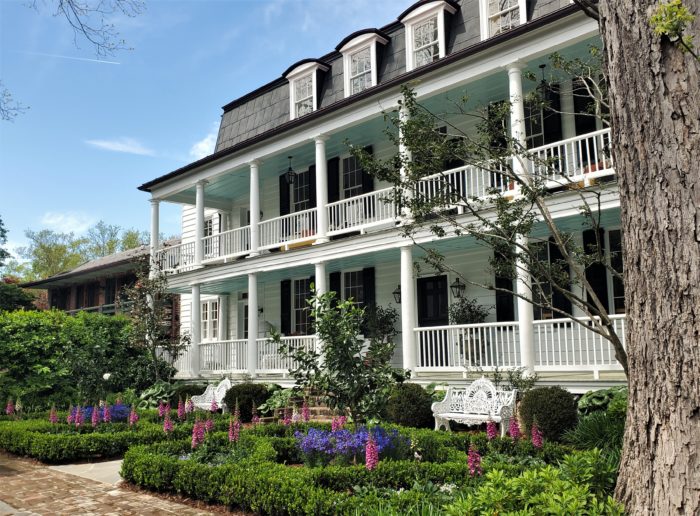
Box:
[597,1,700,513]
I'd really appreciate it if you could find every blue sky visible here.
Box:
[0,0,408,257]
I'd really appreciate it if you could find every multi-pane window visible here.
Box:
[294,74,314,118]
[342,156,363,198]
[293,279,312,335]
[488,0,522,36]
[349,47,372,95]
[293,170,311,212]
[608,230,625,314]
[343,271,365,305]
[201,300,219,341]
[525,101,545,149]
[203,217,214,256]
[413,16,439,68]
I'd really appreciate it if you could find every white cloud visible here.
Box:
[189,124,218,160]
[85,137,156,156]
[40,212,95,234]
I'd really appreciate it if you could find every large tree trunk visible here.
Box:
[597,1,700,513]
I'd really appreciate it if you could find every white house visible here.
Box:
[139,0,625,392]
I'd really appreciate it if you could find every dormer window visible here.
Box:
[283,59,329,120]
[337,30,389,98]
[399,0,458,72]
[480,0,527,40]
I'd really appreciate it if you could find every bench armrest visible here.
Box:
[431,387,452,414]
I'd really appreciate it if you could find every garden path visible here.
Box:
[0,453,215,515]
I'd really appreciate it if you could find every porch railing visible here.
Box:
[528,128,613,183]
[156,241,196,273]
[417,163,510,209]
[199,340,248,374]
[203,226,251,261]
[327,187,398,236]
[256,335,316,374]
[415,321,520,370]
[259,209,317,250]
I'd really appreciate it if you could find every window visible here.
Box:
[480,0,526,40]
[342,155,363,198]
[105,278,117,305]
[293,170,311,212]
[400,0,457,71]
[201,299,219,341]
[338,31,388,98]
[294,74,314,118]
[293,278,312,335]
[203,217,214,257]
[525,100,545,149]
[533,238,572,320]
[343,271,365,305]
[349,47,372,95]
[608,230,625,314]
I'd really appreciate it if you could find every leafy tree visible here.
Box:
[0,215,10,267]
[276,292,399,424]
[120,228,148,251]
[16,229,87,280]
[0,276,35,312]
[85,220,122,259]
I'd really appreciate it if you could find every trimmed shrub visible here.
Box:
[222,382,270,421]
[519,387,578,441]
[382,383,434,428]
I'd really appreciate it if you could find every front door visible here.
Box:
[417,275,449,367]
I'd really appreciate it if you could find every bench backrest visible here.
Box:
[446,378,514,415]
[214,378,231,403]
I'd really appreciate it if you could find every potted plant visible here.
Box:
[448,298,491,366]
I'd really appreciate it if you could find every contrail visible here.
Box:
[16,51,120,65]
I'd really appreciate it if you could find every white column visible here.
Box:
[508,62,527,165]
[249,160,261,256]
[314,135,329,244]
[559,79,577,140]
[194,180,207,266]
[400,245,417,372]
[398,103,413,220]
[314,261,327,296]
[149,199,160,278]
[247,273,258,377]
[190,284,201,376]
[218,295,229,341]
[515,234,535,373]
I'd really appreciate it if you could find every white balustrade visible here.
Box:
[417,163,510,210]
[259,209,317,250]
[156,242,196,273]
[327,188,397,235]
[199,340,248,374]
[528,128,613,183]
[202,226,251,261]
[256,336,316,373]
[415,322,520,370]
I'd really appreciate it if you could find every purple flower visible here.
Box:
[210,398,219,413]
[331,416,347,431]
[185,397,194,414]
[49,405,58,424]
[163,415,174,434]
[365,435,379,471]
[251,402,260,425]
[5,399,14,416]
[103,405,112,423]
[228,416,241,442]
[191,420,205,448]
[282,408,292,426]
[66,404,75,425]
[508,417,521,441]
[177,398,186,421]
[468,445,482,477]
[205,418,214,433]
[486,421,498,440]
[128,405,139,428]
[74,406,84,427]
[531,423,543,449]
[302,399,310,422]
[158,401,167,418]
[91,405,100,427]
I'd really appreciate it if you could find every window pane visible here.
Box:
[294,278,312,335]
[343,271,364,305]
[293,170,311,211]
[342,156,363,198]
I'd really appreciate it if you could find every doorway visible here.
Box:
[417,275,450,367]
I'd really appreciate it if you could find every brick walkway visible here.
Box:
[0,453,216,515]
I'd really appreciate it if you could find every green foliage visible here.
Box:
[447,297,490,325]
[519,387,578,441]
[383,383,434,429]
[577,386,628,416]
[650,0,698,58]
[276,292,401,423]
[564,412,625,468]
[222,382,271,422]
[138,381,176,409]
[490,366,539,400]
[0,215,9,267]
[170,383,209,405]
[0,279,35,311]
[257,387,293,415]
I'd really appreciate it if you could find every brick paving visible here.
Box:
[0,453,216,515]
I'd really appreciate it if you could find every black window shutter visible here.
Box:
[361,145,374,194]
[548,238,572,316]
[362,267,376,307]
[308,165,317,208]
[543,84,563,145]
[279,175,290,216]
[583,228,610,314]
[329,271,341,305]
[280,279,291,335]
[495,276,515,322]
[573,79,597,136]
[327,157,341,203]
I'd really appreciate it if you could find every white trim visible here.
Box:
[480,0,528,41]
[286,62,329,120]
[403,1,456,72]
[340,33,388,98]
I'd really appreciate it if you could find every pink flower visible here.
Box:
[302,399,310,423]
[531,423,543,449]
[158,401,167,418]
[291,410,301,423]
[205,417,214,433]
[185,397,194,414]
[486,421,498,440]
[508,417,521,440]
[177,398,186,421]
[191,420,205,448]
[49,406,58,424]
[233,399,240,421]
[74,406,84,427]
[365,435,379,471]
[163,415,174,434]
[5,399,14,416]
[468,445,482,477]
[228,416,241,442]
[128,405,139,428]
[103,405,111,423]
[66,404,75,425]
[282,408,292,426]
[251,402,259,425]
[91,405,100,427]
[331,416,347,432]
[210,398,219,413]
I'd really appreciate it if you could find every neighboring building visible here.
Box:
[139,1,625,391]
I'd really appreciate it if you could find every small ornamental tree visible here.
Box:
[275,291,400,425]
[122,256,189,382]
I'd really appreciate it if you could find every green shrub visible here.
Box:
[577,386,628,415]
[170,383,209,405]
[564,411,625,468]
[223,382,271,421]
[519,387,578,441]
[382,383,434,428]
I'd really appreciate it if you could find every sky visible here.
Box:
[0,0,409,259]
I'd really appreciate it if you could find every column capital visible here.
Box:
[195,179,209,187]
[188,281,202,287]
[313,133,330,143]
[504,60,526,74]
[149,198,161,205]
[249,159,263,167]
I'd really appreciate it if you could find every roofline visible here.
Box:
[397,0,460,23]
[335,28,392,52]
[139,4,580,193]
[282,58,331,78]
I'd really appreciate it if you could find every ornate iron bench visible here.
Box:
[191,378,232,412]
[431,377,517,435]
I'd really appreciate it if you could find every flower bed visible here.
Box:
[120,423,623,515]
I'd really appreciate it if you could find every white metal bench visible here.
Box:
[191,378,232,412]
[431,377,517,435]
